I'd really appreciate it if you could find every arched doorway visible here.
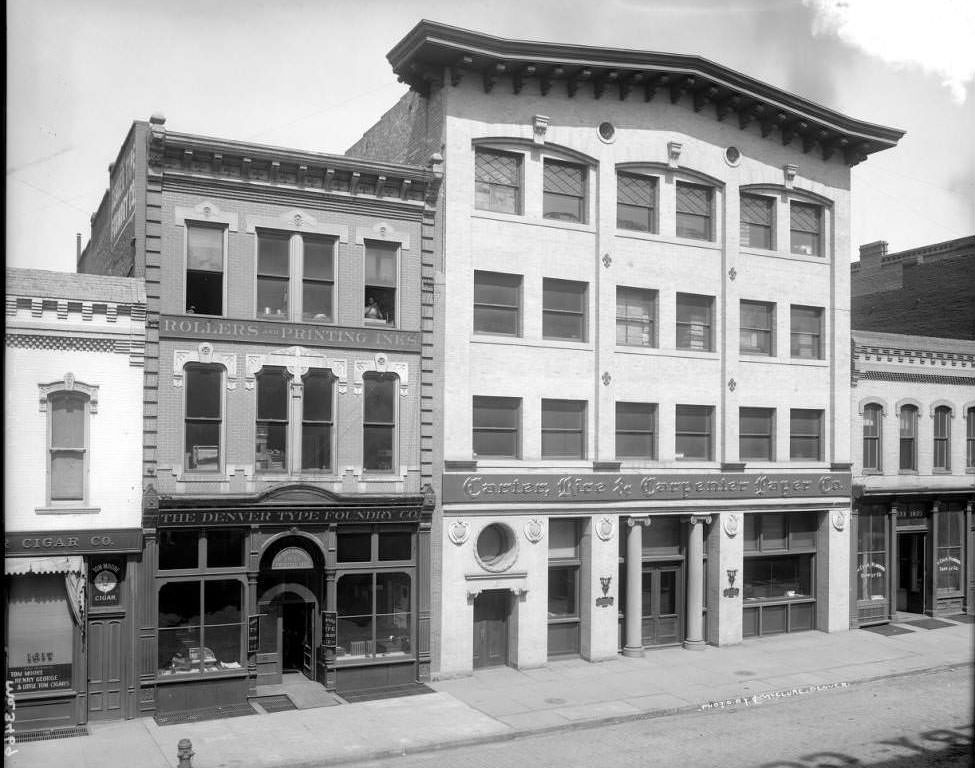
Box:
[257,536,324,685]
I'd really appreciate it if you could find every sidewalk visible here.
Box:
[9,619,973,768]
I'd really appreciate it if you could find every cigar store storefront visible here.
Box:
[5,528,143,729]
[144,486,430,715]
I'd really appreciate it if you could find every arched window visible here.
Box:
[184,365,223,472]
[862,404,882,471]
[933,406,952,471]
[899,405,918,471]
[363,373,397,472]
[49,391,89,501]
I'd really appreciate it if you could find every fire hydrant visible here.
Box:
[177,738,194,768]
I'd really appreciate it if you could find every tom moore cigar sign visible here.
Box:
[443,472,850,504]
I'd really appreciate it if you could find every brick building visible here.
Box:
[79,117,442,714]
[5,269,146,728]
[350,21,904,677]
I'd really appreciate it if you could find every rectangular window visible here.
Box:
[257,231,290,318]
[675,405,713,461]
[676,182,713,241]
[363,373,396,472]
[790,409,823,460]
[899,406,918,470]
[936,508,963,593]
[862,404,882,471]
[740,407,775,461]
[364,241,397,326]
[543,278,587,341]
[186,224,224,315]
[616,287,657,347]
[790,202,822,256]
[791,305,823,359]
[301,370,333,471]
[676,293,714,352]
[542,399,586,460]
[857,506,887,602]
[967,407,975,469]
[255,369,288,472]
[616,402,656,460]
[543,159,586,223]
[740,300,774,356]
[740,194,774,249]
[473,271,521,336]
[548,519,581,657]
[934,406,951,470]
[158,579,243,676]
[301,236,335,322]
[184,366,222,472]
[475,148,522,214]
[337,571,412,659]
[49,391,87,501]
[473,396,521,459]
[7,575,74,694]
[617,172,656,232]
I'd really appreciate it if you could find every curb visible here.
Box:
[279,660,974,768]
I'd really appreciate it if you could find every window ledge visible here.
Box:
[616,229,722,251]
[471,335,593,352]
[862,470,884,476]
[966,468,975,474]
[932,469,953,475]
[35,506,100,515]
[472,210,597,235]
[897,469,919,475]
[740,247,830,266]
[787,358,828,367]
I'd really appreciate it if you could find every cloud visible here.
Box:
[803,0,975,103]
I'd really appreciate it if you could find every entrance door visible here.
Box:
[642,564,683,646]
[281,603,314,677]
[87,616,124,720]
[472,590,509,669]
[897,532,927,614]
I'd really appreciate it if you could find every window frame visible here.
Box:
[616,402,657,460]
[616,286,657,348]
[183,364,224,474]
[740,407,775,462]
[740,300,775,356]
[675,404,714,461]
[790,305,824,360]
[675,181,714,241]
[254,229,338,324]
[474,147,523,215]
[790,201,823,257]
[472,396,521,460]
[933,405,952,471]
[676,293,714,352]
[862,403,883,472]
[362,372,398,473]
[473,270,522,337]
[899,405,919,471]
[301,369,335,473]
[185,222,227,317]
[790,409,824,461]
[616,171,657,233]
[541,399,587,460]
[547,518,582,658]
[740,193,775,250]
[363,239,399,327]
[47,389,91,504]
[543,158,588,224]
[542,278,588,342]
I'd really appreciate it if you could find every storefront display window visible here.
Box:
[336,572,411,659]
[936,508,963,593]
[857,507,887,602]
[7,574,75,694]
[158,579,243,676]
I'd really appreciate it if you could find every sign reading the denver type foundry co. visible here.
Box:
[158,507,421,527]
[443,472,851,505]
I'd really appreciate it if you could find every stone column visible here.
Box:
[623,516,651,657]
[684,515,711,650]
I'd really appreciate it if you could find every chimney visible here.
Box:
[76,233,82,262]
[858,241,888,269]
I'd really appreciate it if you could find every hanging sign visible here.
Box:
[89,559,124,608]
[322,611,337,649]
[248,615,263,653]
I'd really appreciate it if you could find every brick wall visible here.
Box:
[347,89,443,165]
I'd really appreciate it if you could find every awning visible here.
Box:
[4,556,84,576]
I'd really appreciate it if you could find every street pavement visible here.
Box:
[8,618,973,768]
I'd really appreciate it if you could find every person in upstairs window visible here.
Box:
[365,296,383,320]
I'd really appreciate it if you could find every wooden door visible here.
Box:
[642,564,682,646]
[898,532,927,614]
[87,617,124,720]
[472,590,509,669]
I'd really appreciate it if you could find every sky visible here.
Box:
[6,0,974,272]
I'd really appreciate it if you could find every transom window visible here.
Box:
[186,223,225,316]
[677,293,714,352]
[184,365,222,472]
[676,182,713,241]
[862,404,882,471]
[790,202,822,257]
[617,172,657,232]
[49,391,89,502]
[543,159,587,223]
[740,194,774,249]
[543,278,587,341]
[790,409,823,461]
[616,402,657,460]
[472,396,521,459]
[675,405,713,461]
[740,300,774,356]
[473,271,521,336]
[791,305,823,359]
[475,148,522,214]
[255,231,336,323]
[363,373,397,472]
[933,406,952,470]
[364,241,398,326]
[542,399,586,460]
[899,405,918,471]
[616,287,657,347]
[740,407,775,461]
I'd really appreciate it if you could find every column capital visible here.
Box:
[688,514,713,526]
[627,515,653,527]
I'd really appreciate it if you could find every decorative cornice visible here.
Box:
[243,346,348,392]
[173,343,238,388]
[855,370,975,386]
[39,375,99,413]
[352,353,409,396]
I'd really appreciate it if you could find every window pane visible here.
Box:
[474,272,520,335]
[542,400,585,429]
[185,422,220,470]
[257,276,288,317]
[543,311,585,340]
[255,423,287,471]
[791,203,821,256]
[187,225,224,272]
[159,581,201,628]
[186,270,223,315]
[643,517,681,556]
[186,367,221,418]
[676,405,711,434]
[302,281,333,322]
[51,393,86,448]
[542,430,585,458]
[257,371,288,420]
[258,232,290,276]
[51,451,84,500]
[207,530,245,568]
[302,424,331,470]
[365,243,397,285]
[303,237,334,280]
[763,514,787,549]
[677,294,713,351]
[159,530,199,570]
[473,396,520,430]
[548,565,578,616]
[204,580,242,625]
[475,149,521,214]
[364,375,395,423]
[379,532,412,561]
[676,405,712,460]
[549,519,579,558]
[617,287,656,346]
[791,306,822,358]
[617,173,655,232]
[475,306,520,335]
[363,426,394,471]
[676,183,712,240]
[543,279,586,312]
[303,372,333,422]
[337,532,371,562]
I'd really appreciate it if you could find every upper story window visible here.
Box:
[302,370,334,472]
[933,406,952,471]
[364,241,398,326]
[862,403,882,471]
[256,368,289,472]
[49,391,89,502]
[186,223,225,316]
[676,293,714,352]
[473,396,521,459]
[740,407,775,462]
[676,181,713,241]
[475,148,522,215]
[184,365,222,472]
[541,399,587,460]
[616,402,657,460]
[256,231,336,323]
[675,405,713,461]
[791,305,824,359]
[616,287,657,347]
[473,271,521,336]
[740,194,774,249]
[740,300,774,356]
[617,172,657,232]
[363,372,397,473]
[543,160,587,223]
[790,409,823,461]
[790,202,822,257]
[899,405,918,471]
[543,278,587,342]
[967,407,975,469]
